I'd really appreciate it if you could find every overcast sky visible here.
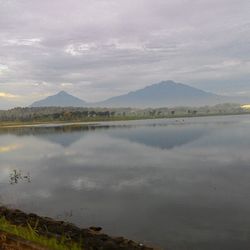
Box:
[0,0,250,108]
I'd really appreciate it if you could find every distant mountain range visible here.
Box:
[30,80,248,108]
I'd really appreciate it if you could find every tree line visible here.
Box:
[0,103,246,123]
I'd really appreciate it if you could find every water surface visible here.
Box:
[1,115,250,250]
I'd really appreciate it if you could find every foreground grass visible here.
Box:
[0,217,82,250]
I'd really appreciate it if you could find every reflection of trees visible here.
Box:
[0,125,105,147]
[0,125,95,136]
[9,169,31,185]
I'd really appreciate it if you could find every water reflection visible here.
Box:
[0,144,21,153]
[109,126,209,149]
[0,115,250,250]
[0,126,92,147]
[0,120,210,149]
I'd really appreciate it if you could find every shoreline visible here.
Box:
[0,206,160,250]
[1,111,250,129]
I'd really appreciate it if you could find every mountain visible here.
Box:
[30,91,86,107]
[29,81,247,108]
[94,80,227,107]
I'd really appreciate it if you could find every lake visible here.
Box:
[1,115,250,250]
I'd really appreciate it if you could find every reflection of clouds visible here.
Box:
[173,126,250,165]
[1,120,250,195]
[67,134,166,168]
[0,167,12,183]
[2,117,250,249]
[0,144,22,153]
[35,190,51,199]
[71,175,153,192]
[2,120,250,192]
[114,178,149,191]
[0,135,62,170]
[72,177,98,191]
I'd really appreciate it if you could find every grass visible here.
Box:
[0,217,82,250]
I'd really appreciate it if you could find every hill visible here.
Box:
[30,91,86,107]
[94,80,226,107]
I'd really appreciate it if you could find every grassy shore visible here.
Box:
[0,217,81,250]
[0,207,158,250]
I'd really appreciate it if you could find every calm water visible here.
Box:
[1,115,250,249]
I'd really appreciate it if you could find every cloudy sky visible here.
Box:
[0,0,250,108]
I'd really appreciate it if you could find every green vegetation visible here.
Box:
[0,217,82,250]
[0,103,249,127]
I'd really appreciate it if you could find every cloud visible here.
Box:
[65,43,97,56]
[0,0,250,108]
[109,39,146,51]
[60,83,73,87]
[0,92,19,99]
[0,64,9,75]
[204,60,243,70]
[4,38,42,46]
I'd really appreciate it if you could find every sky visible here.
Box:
[0,0,250,108]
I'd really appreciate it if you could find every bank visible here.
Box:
[0,207,160,250]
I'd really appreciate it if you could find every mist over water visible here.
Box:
[1,115,250,249]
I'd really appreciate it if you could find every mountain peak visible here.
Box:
[57,90,68,95]
[145,80,180,89]
[157,80,177,85]
[30,91,86,107]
